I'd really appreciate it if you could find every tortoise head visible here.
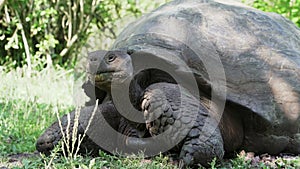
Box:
[87,50,133,91]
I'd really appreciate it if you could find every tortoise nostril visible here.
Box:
[89,56,98,62]
[37,139,44,145]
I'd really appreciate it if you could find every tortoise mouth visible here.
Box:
[88,70,129,83]
[95,70,116,75]
[92,71,117,83]
[87,70,116,76]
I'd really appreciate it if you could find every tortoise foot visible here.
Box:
[36,111,76,155]
[141,82,224,166]
[285,133,300,154]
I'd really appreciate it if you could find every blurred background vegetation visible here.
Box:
[250,0,300,26]
[0,0,299,72]
[0,0,169,72]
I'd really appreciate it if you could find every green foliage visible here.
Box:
[228,155,252,169]
[0,99,72,155]
[1,0,299,70]
[0,66,74,154]
[0,151,179,168]
[250,0,300,28]
[0,0,144,69]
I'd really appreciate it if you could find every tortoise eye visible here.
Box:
[107,54,116,62]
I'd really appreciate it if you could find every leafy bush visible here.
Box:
[0,0,143,70]
[2,0,298,71]
[248,0,300,28]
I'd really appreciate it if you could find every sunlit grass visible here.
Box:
[0,66,75,156]
[0,99,73,155]
[0,66,74,106]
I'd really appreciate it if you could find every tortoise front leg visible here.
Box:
[36,109,78,156]
[140,82,224,167]
[36,101,120,156]
[179,115,224,166]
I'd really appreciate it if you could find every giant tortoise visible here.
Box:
[36,0,300,167]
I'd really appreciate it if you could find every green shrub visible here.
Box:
[0,0,143,69]
[1,0,299,70]
[247,0,300,28]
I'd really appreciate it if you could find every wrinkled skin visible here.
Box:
[36,100,148,156]
[36,101,120,155]
[141,83,224,166]
[37,0,300,167]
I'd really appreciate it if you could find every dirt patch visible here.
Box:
[239,150,300,168]
[1,150,299,168]
[0,152,40,169]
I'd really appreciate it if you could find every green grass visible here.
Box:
[0,66,75,106]
[0,99,72,155]
[0,66,75,156]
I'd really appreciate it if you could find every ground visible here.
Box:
[0,66,299,169]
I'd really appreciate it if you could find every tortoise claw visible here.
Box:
[36,128,61,155]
